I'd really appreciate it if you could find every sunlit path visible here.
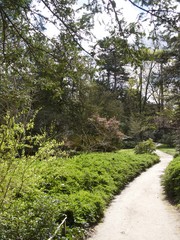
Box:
[87,150,180,240]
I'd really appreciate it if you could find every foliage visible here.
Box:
[130,0,179,32]
[0,195,61,240]
[173,103,180,154]
[85,114,125,151]
[64,113,125,152]
[122,138,138,149]
[0,0,179,152]
[0,150,159,239]
[0,112,64,211]
[0,0,179,237]
[134,138,156,154]
[174,128,180,155]
[163,155,180,207]
[96,35,129,92]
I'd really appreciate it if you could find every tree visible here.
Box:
[0,0,179,146]
[0,0,96,138]
[96,34,129,94]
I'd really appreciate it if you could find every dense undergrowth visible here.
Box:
[0,150,159,240]
[163,155,180,208]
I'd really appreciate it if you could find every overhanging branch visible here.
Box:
[128,0,179,31]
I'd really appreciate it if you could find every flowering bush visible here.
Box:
[86,114,125,151]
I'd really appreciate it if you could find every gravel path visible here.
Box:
[87,150,180,240]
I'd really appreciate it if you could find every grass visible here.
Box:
[158,148,177,156]
[157,144,177,156]
[0,149,159,240]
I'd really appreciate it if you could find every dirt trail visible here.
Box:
[87,150,180,240]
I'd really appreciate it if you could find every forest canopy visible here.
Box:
[0,0,179,150]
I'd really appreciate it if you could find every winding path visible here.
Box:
[87,150,180,240]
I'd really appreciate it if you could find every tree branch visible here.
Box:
[41,0,92,57]
[128,0,179,31]
[0,9,6,56]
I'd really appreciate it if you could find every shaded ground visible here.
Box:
[87,150,180,240]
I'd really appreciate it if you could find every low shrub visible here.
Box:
[122,137,138,149]
[0,150,159,239]
[0,196,61,240]
[163,155,180,207]
[134,138,156,154]
[84,114,125,152]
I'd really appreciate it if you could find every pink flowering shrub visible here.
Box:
[86,114,125,151]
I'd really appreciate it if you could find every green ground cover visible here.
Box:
[163,155,180,208]
[159,146,180,208]
[0,150,159,240]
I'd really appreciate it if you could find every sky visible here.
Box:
[91,0,141,39]
[36,0,180,50]
[42,0,142,40]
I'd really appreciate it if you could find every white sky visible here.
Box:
[42,0,142,39]
[36,0,179,50]
[91,0,141,39]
